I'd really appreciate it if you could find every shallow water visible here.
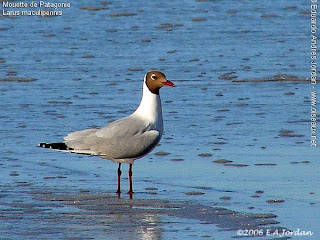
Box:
[0,0,318,239]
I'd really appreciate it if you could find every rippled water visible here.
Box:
[0,0,318,239]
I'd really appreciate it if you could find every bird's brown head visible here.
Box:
[145,71,175,95]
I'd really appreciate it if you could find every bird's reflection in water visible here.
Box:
[42,193,164,239]
[137,215,162,240]
[95,211,162,240]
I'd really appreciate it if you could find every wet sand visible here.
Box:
[0,184,285,239]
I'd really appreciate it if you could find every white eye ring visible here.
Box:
[151,74,157,80]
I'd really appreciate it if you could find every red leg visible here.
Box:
[117,163,121,197]
[128,164,133,198]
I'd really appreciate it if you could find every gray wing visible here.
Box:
[64,116,161,160]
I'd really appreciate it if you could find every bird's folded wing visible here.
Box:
[63,116,161,159]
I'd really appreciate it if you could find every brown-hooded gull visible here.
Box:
[39,71,175,197]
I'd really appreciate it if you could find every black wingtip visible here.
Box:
[38,142,71,150]
[38,143,47,148]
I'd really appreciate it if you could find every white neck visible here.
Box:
[133,77,163,124]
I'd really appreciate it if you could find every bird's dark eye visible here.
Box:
[151,74,157,80]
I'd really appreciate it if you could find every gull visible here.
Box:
[39,71,175,197]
